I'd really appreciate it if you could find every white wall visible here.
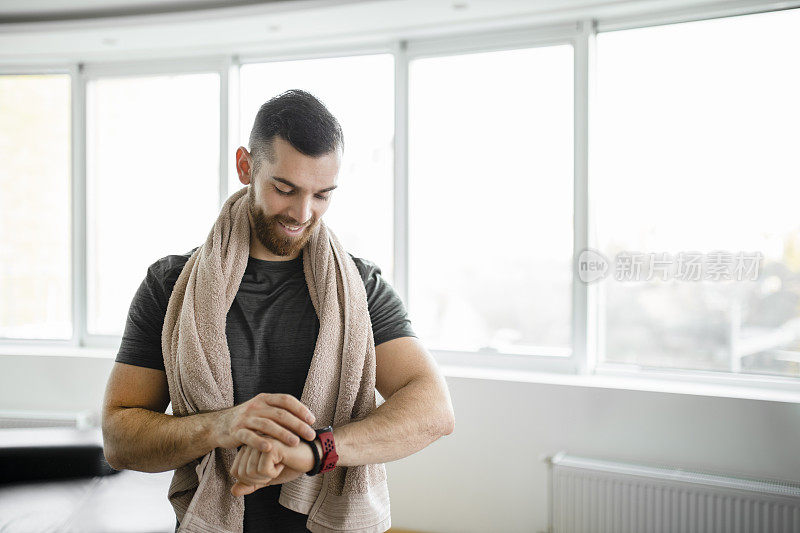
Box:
[2,354,798,533]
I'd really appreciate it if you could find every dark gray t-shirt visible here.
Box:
[115,246,416,533]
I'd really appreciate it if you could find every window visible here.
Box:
[408,45,574,354]
[594,8,800,378]
[238,54,395,282]
[4,3,798,391]
[0,74,71,340]
[86,73,220,336]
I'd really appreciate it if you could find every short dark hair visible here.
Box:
[248,89,344,174]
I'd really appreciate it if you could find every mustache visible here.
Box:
[274,217,313,228]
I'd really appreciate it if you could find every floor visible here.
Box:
[0,468,177,533]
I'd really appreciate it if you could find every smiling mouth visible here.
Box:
[278,221,305,234]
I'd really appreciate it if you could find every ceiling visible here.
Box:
[0,0,319,23]
[0,0,784,65]
[0,0,726,25]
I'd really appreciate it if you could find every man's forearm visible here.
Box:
[103,407,217,473]
[332,376,454,467]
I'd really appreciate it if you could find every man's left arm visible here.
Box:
[333,335,455,467]
[229,336,455,493]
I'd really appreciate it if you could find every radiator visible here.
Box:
[0,409,98,430]
[547,451,800,533]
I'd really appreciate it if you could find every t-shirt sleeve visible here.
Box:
[115,263,168,371]
[350,254,417,347]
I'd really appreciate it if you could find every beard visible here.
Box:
[248,183,318,257]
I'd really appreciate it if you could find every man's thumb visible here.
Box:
[231,482,258,497]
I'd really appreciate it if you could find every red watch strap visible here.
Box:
[317,427,338,473]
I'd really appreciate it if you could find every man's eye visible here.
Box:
[274,185,329,201]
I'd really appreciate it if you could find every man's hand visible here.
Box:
[211,393,317,452]
[229,436,321,496]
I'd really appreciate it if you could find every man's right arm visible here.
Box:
[101,362,317,473]
[101,362,218,473]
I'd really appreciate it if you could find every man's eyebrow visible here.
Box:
[272,176,338,193]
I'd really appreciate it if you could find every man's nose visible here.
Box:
[288,195,313,226]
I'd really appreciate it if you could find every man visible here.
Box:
[101,89,455,532]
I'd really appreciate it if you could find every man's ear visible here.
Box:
[236,147,253,183]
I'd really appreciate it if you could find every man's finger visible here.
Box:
[232,481,259,497]
[267,407,316,442]
[233,447,265,486]
[246,444,262,479]
[251,417,302,447]
[257,451,270,478]
[266,465,304,487]
[258,393,315,424]
[270,461,285,479]
[236,427,273,452]
[257,406,316,442]
[230,446,243,477]
[236,446,253,480]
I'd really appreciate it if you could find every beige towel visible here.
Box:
[162,185,390,533]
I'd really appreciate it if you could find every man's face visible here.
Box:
[242,136,340,258]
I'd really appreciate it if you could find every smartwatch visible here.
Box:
[316,426,339,474]
[303,425,338,476]
[300,434,321,476]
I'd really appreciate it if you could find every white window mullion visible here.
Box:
[573,20,597,375]
[393,40,410,306]
[219,56,233,208]
[72,62,88,348]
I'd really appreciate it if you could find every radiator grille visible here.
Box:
[548,452,800,533]
[0,410,97,430]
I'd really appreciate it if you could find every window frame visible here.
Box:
[0,64,77,348]
[236,45,399,284]
[593,3,800,394]
[0,0,798,396]
[81,57,230,347]
[404,23,585,375]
